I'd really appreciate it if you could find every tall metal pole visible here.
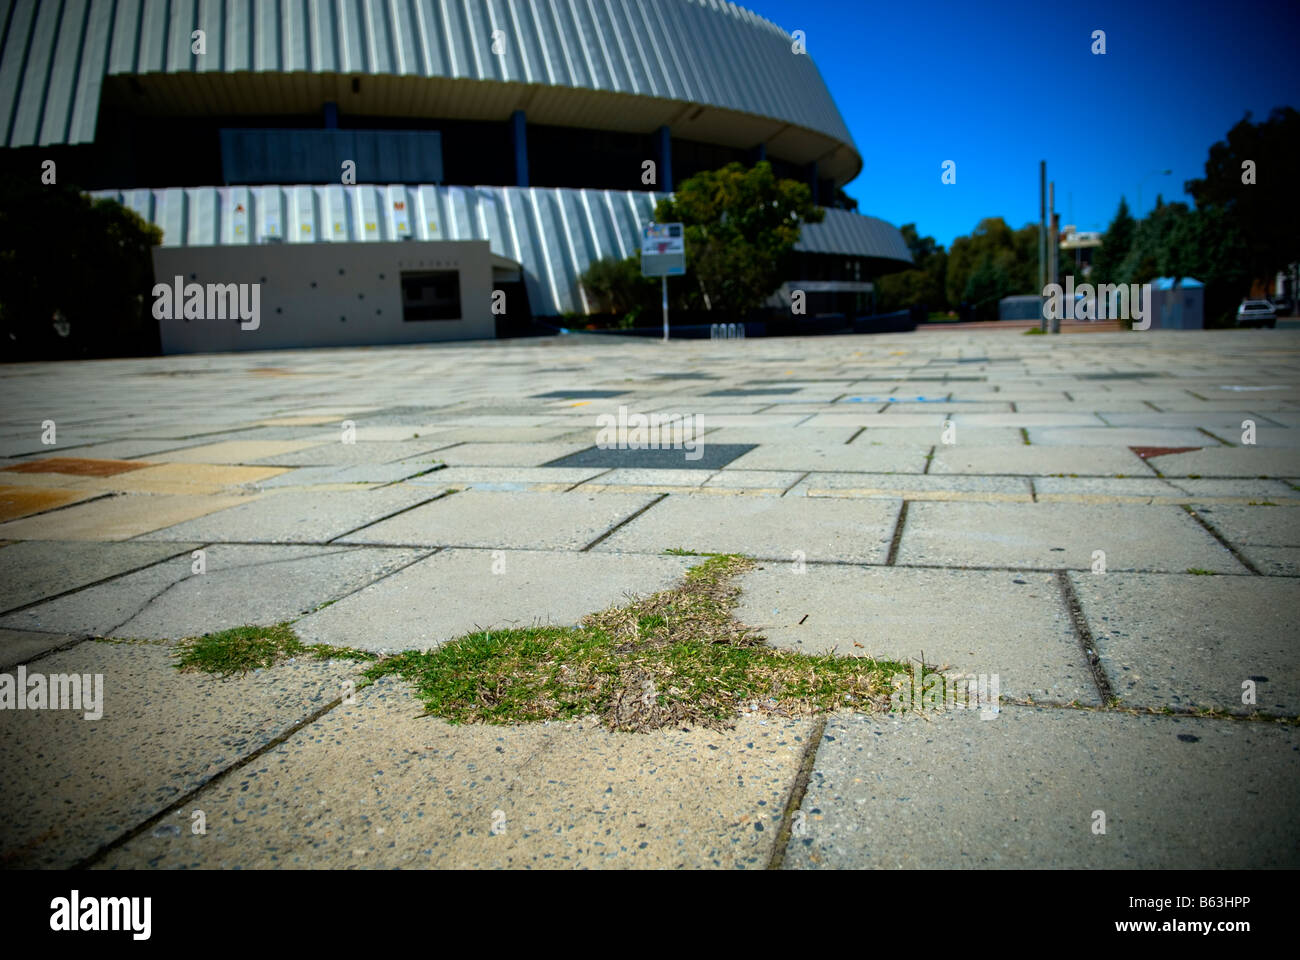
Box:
[1039,161,1046,331]
[661,275,669,342]
[1049,182,1060,334]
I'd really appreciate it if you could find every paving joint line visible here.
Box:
[0,632,94,672]
[780,471,809,497]
[1055,569,1115,704]
[1180,504,1263,575]
[580,493,668,551]
[1197,426,1233,447]
[294,547,441,619]
[564,467,613,492]
[885,501,910,565]
[766,715,826,871]
[0,542,209,618]
[999,697,1296,724]
[71,691,354,870]
[324,488,457,544]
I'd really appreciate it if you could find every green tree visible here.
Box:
[1091,197,1135,285]
[876,223,947,313]
[1184,107,1300,285]
[0,177,162,359]
[653,161,824,320]
[579,255,658,324]
[945,218,1037,319]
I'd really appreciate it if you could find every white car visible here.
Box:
[1236,300,1277,328]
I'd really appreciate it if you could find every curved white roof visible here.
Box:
[92,184,913,316]
[3,0,862,182]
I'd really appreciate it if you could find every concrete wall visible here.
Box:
[151,240,495,354]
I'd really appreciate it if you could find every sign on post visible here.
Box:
[641,223,685,341]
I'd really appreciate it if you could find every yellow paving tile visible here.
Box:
[64,462,289,494]
[0,486,99,522]
[150,439,326,464]
[0,492,258,541]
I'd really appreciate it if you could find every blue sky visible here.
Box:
[745,0,1300,247]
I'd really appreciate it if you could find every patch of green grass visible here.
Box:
[663,547,711,556]
[365,555,911,732]
[1023,327,1046,335]
[172,623,376,677]
[1248,501,1277,506]
[1186,568,1216,576]
[1020,427,1031,445]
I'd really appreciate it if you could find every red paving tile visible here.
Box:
[2,457,155,477]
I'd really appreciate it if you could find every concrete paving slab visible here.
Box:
[1166,477,1300,501]
[0,543,411,637]
[735,565,1094,703]
[790,472,1033,501]
[949,413,1107,427]
[784,707,1300,868]
[1070,573,1299,713]
[404,466,598,488]
[1027,427,1215,447]
[0,485,100,522]
[254,415,344,426]
[1187,504,1300,574]
[697,427,860,446]
[296,548,692,652]
[429,441,594,466]
[340,489,659,550]
[323,425,455,442]
[421,425,582,443]
[1100,411,1283,429]
[801,413,949,429]
[593,493,900,562]
[702,470,805,491]
[69,462,289,494]
[897,501,1248,573]
[94,677,811,869]
[854,426,1021,446]
[0,641,359,868]
[0,492,255,541]
[249,439,455,467]
[153,439,328,463]
[256,462,440,488]
[929,445,1145,476]
[597,469,708,487]
[0,539,200,613]
[0,628,85,669]
[134,486,442,544]
[1032,476,1186,501]
[1146,447,1300,477]
[725,443,928,473]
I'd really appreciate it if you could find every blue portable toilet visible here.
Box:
[1150,277,1204,330]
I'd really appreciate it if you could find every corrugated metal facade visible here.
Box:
[90,183,912,316]
[2,0,855,153]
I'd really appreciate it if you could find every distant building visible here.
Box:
[0,0,912,352]
[1059,225,1103,277]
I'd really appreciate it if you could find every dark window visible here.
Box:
[401,271,461,321]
